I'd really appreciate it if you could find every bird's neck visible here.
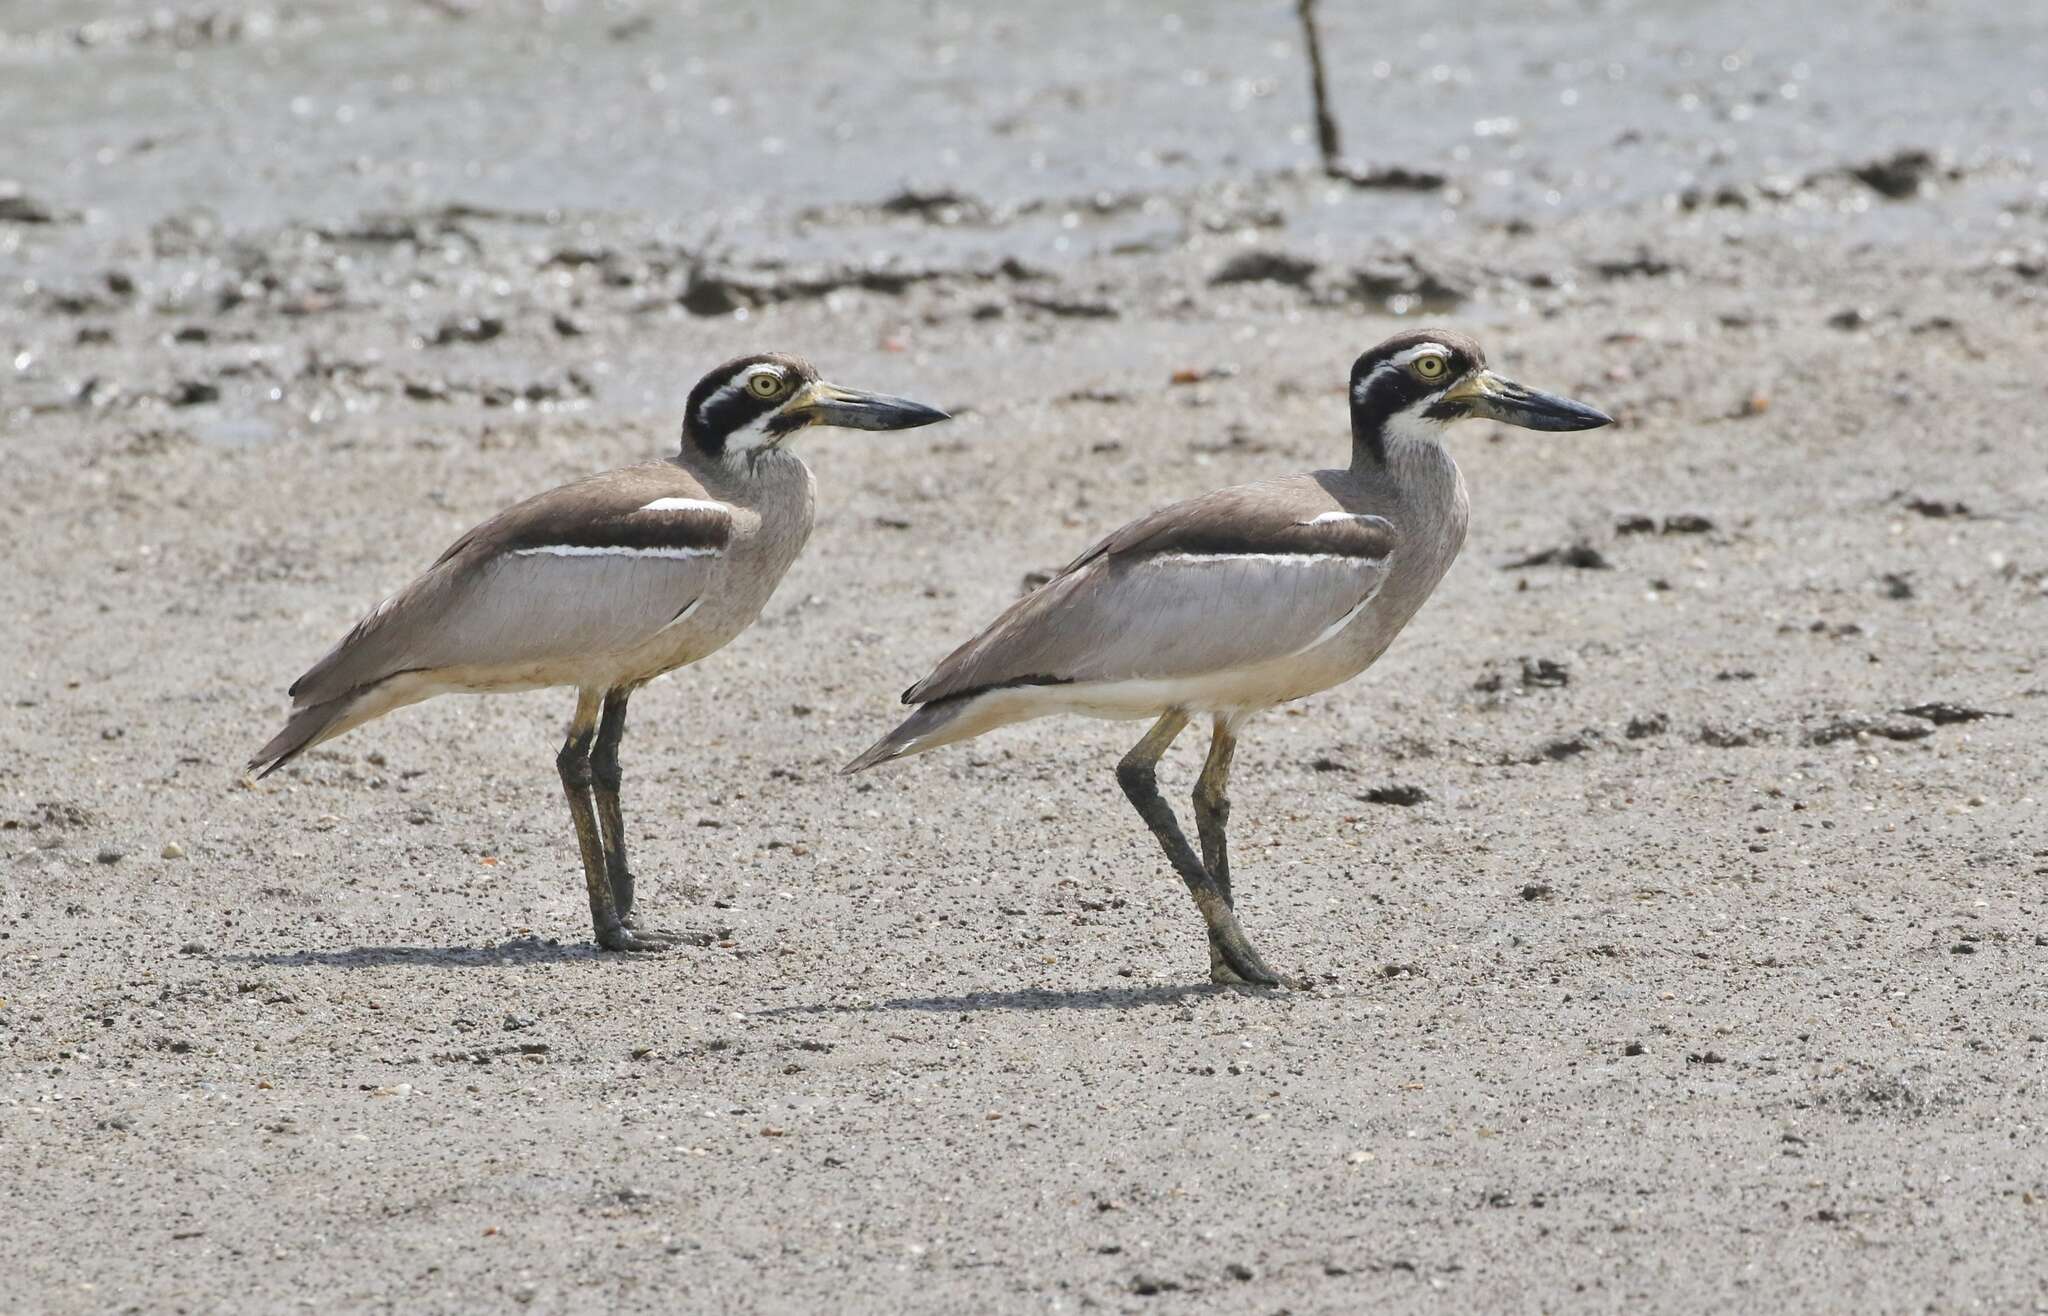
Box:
[676,441,810,502]
[1351,409,1445,474]
[1353,412,1469,568]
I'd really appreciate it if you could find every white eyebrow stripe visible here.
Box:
[512,545,722,560]
[1353,344,1455,403]
[1389,342,1449,367]
[638,497,730,514]
[713,367,784,406]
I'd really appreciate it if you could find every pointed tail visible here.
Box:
[246,693,357,780]
[842,697,981,775]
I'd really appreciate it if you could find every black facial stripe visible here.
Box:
[1347,330,1486,462]
[1350,367,1438,456]
[680,353,815,457]
[1356,365,1429,411]
[689,387,774,456]
[1351,366,1433,431]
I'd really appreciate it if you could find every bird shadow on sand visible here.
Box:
[754,981,1282,1017]
[223,936,599,969]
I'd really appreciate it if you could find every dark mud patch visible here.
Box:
[1696,724,1765,749]
[0,183,74,225]
[1620,512,1718,536]
[1346,256,1469,311]
[1896,702,2008,726]
[1505,543,1611,570]
[1471,657,1571,695]
[1898,495,1971,519]
[1210,249,1319,288]
[1017,294,1118,320]
[1591,248,1681,280]
[1846,149,1949,200]
[1804,717,1935,746]
[679,256,1042,317]
[1327,165,1446,192]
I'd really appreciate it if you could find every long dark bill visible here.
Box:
[799,382,950,432]
[1447,369,1613,431]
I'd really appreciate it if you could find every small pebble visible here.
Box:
[160,841,185,860]
[96,847,123,865]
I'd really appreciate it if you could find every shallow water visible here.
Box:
[5,0,2043,256]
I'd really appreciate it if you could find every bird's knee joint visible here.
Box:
[556,740,595,787]
[591,757,623,792]
[1116,760,1156,795]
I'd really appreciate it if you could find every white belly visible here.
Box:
[974,661,1344,729]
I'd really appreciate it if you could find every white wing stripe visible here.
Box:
[639,497,729,514]
[1300,511,1395,528]
[1297,575,1389,653]
[512,545,722,560]
[657,598,704,633]
[1152,551,1389,567]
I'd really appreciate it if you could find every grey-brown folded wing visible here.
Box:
[905,479,1396,704]
[286,463,733,705]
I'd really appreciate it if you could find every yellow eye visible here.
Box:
[1413,353,1449,381]
[746,370,785,399]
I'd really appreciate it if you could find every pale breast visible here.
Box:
[1309,443,1470,687]
[605,450,817,686]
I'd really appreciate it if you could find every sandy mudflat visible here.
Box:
[4,2,2046,1311]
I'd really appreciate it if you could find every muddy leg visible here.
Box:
[1192,716,1244,982]
[591,687,641,922]
[560,689,673,952]
[1116,712,1288,988]
[589,687,705,946]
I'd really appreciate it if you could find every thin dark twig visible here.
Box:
[1296,0,1343,176]
[1291,2,1447,192]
